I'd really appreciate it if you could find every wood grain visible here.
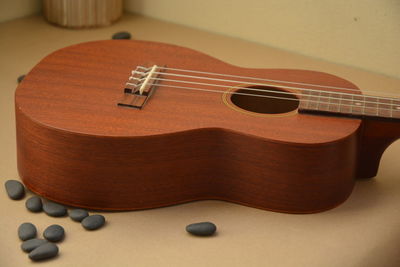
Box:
[14,40,398,213]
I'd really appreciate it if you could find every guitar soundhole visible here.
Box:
[230,86,299,114]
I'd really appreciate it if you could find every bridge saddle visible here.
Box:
[118,65,161,109]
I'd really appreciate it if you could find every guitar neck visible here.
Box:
[298,90,400,121]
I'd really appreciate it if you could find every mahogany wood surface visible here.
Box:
[356,119,400,178]
[14,40,399,213]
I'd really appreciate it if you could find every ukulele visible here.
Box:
[15,40,400,213]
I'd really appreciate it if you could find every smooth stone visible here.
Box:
[25,196,43,212]
[29,242,59,261]
[112,31,131,39]
[81,215,105,230]
[17,74,26,83]
[5,180,25,200]
[21,239,48,253]
[43,201,67,217]
[18,222,37,241]
[43,224,65,242]
[69,209,89,222]
[186,222,217,236]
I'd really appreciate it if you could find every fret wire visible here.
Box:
[377,98,381,117]
[397,101,400,119]
[381,98,392,118]
[317,91,321,110]
[299,92,309,109]
[306,92,310,109]
[390,98,393,118]
[350,95,354,114]
[362,95,366,115]
[338,93,342,113]
[327,92,331,111]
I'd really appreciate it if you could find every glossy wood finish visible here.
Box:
[356,119,400,178]
[14,40,399,213]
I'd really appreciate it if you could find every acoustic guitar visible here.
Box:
[15,40,400,213]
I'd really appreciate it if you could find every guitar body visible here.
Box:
[15,40,367,213]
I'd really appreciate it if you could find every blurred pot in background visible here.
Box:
[43,0,123,28]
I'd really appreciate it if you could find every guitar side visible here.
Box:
[16,105,358,213]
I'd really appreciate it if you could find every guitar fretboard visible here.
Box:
[298,90,400,120]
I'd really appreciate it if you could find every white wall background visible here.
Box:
[0,0,399,79]
[124,0,400,79]
[0,0,41,23]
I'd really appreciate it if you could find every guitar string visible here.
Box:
[137,66,400,97]
[127,71,400,108]
[142,77,396,107]
[138,66,360,93]
[145,70,398,102]
[139,81,397,113]
[132,67,399,106]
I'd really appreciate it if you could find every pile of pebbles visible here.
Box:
[5,177,218,261]
[18,222,62,261]
[5,180,106,262]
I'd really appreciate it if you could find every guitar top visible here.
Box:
[16,40,362,143]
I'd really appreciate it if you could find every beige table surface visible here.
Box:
[1,14,400,267]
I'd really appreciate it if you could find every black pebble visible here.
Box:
[17,74,26,83]
[43,201,67,217]
[186,222,217,236]
[21,239,48,253]
[5,180,25,200]
[29,242,59,261]
[112,31,131,39]
[43,224,65,242]
[81,215,105,230]
[18,222,37,241]
[26,196,43,212]
[69,209,89,222]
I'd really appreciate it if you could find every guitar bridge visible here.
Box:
[118,65,162,109]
